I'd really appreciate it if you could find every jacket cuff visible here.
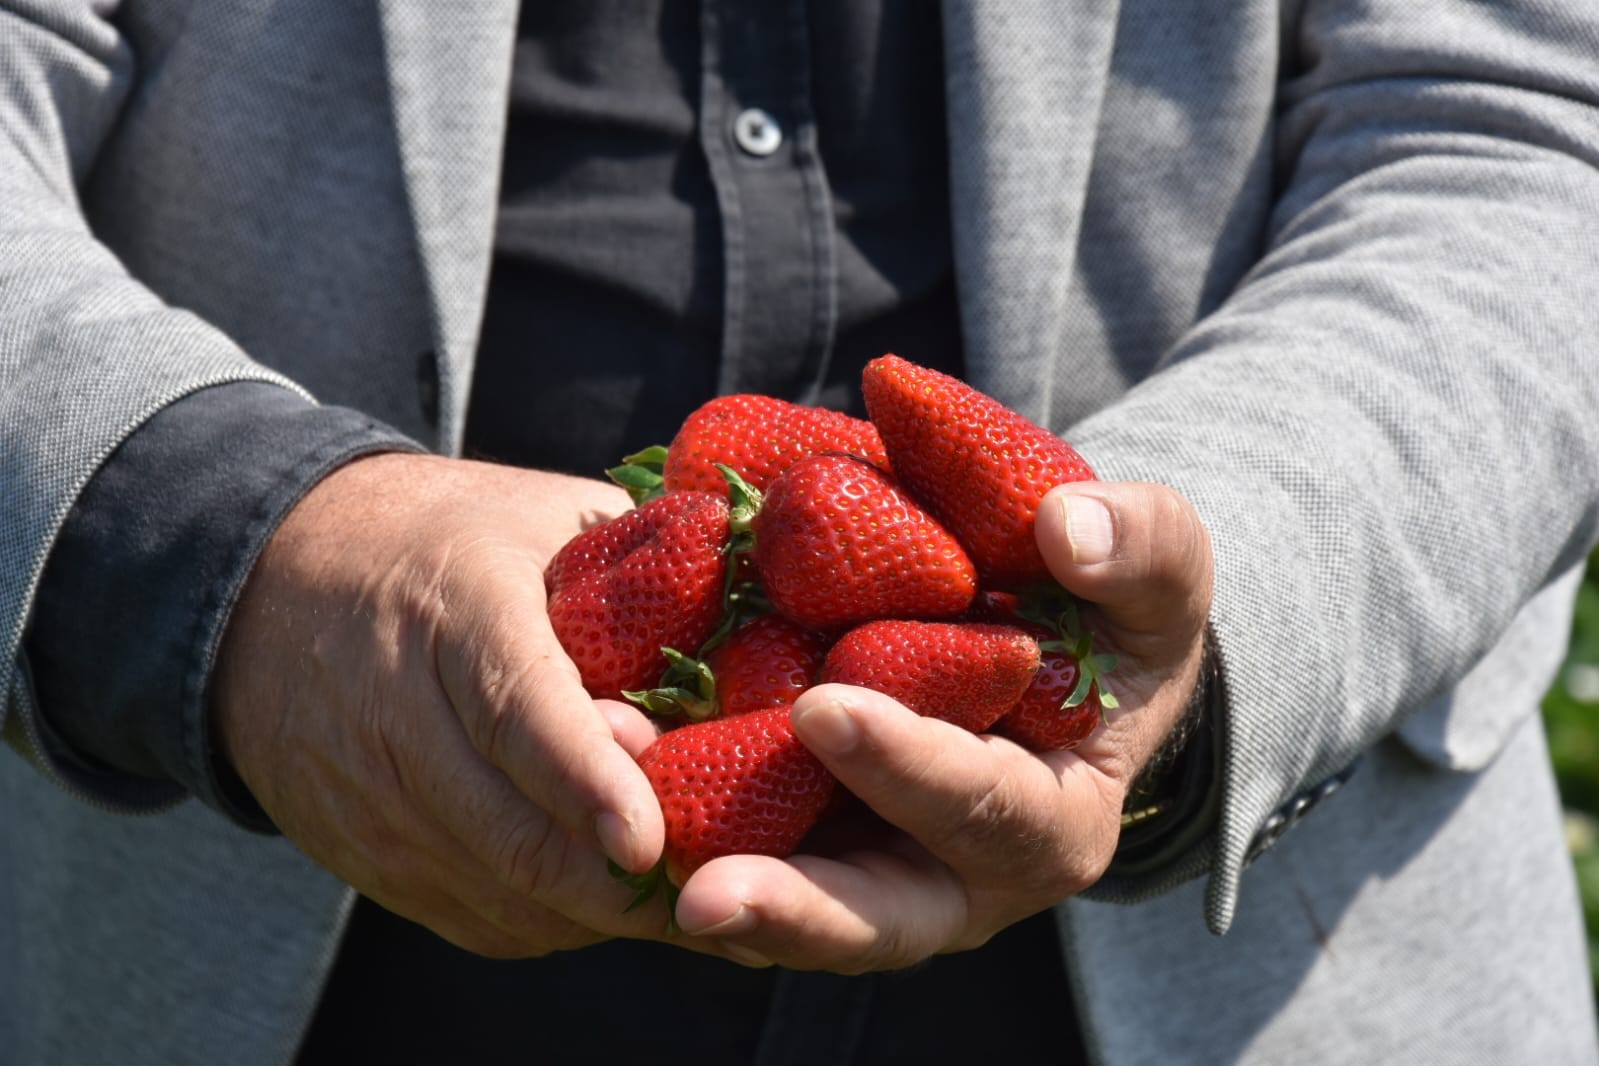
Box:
[23,382,422,829]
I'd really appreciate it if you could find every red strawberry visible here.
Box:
[636,705,836,885]
[752,454,978,629]
[607,395,889,504]
[820,619,1040,733]
[623,613,831,722]
[545,491,732,700]
[862,353,1097,586]
[971,590,1120,751]
[707,614,832,716]
[990,651,1105,751]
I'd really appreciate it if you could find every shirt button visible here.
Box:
[733,108,782,157]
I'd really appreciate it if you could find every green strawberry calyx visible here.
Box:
[622,647,719,721]
[1015,584,1120,713]
[607,858,681,930]
[606,445,669,506]
[620,464,772,716]
[622,574,775,721]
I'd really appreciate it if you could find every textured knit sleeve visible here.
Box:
[1075,1,1599,932]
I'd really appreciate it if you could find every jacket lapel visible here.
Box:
[376,0,520,453]
[940,0,1122,425]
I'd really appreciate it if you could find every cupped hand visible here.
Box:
[670,480,1213,972]
[213,453,672,958]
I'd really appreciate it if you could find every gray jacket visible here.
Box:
[4,1,1598,1063]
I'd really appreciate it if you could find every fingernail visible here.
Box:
[594,811,635,868]
[719,941,774,969]
[677,903,757,938]
[1063,495,1114,565]
[791,698,861,756]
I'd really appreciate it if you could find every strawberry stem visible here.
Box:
[699,579,770,655]
[717,463,763,536]
[704,464,766,647]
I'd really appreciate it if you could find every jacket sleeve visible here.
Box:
[1078,0,1599,932]
[24,384,418,822]
[0,3,333,797]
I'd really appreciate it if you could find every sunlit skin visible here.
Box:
[216,452,1211,970]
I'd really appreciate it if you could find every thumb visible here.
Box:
[1034,481,1213,642]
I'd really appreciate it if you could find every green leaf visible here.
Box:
[1063,669,1095,709]
[606,445,669,506]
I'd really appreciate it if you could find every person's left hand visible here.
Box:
[667,480,1213,971]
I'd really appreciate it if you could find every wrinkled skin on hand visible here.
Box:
[214,453,679,958]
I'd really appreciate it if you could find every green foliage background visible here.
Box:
[1544,556,1599,991]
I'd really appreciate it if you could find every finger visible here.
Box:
[787,685,1119,888]
[357,863,606,961]
[389,684,680,939]
[673,844,970,972]
[271,739,611,958]
[1034,481,1213,642]
[594,698,662,759]
[434,566,665,874]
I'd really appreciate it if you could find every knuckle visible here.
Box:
[474,680,519,765]
[468,651,549,772]
[487,812,560,897]
[930,771,1036,869]
[365,699,415,795]
[857,923,924,974]
[958,777,1028,854]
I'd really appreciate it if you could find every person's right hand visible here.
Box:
[212,452,672,957]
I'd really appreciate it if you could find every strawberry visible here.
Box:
[820,619,1040,733]
[752,454,978,629]
[635,705,836,885]
[608,394,889,505]
[990,650,1105,751]
[971,590,1120,751]
[624,613,831,721]
[707,614,832,716]
[545,491,732,701]
[861,353,1097,587]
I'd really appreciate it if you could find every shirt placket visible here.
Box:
[699,0,838,402]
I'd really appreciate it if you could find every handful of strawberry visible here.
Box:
[544,355,1115,888]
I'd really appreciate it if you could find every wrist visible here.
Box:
[1121,626,1217,827]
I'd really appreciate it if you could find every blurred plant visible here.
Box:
[1543,557,1599,990]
